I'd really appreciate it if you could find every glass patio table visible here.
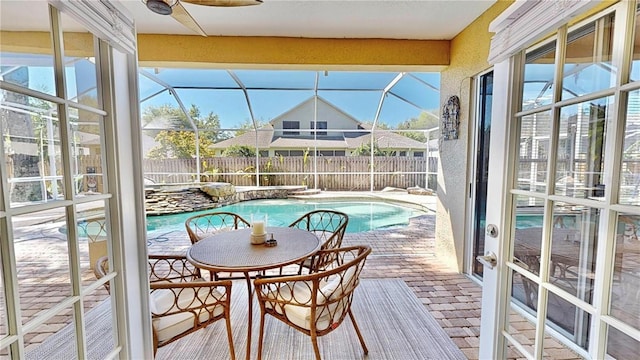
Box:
[186,227,321,360]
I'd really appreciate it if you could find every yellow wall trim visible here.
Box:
[137,35,450,70]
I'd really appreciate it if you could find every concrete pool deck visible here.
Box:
[287,189,438,213]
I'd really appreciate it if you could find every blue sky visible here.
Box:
[11,58,441,129]
[139,69,441,129]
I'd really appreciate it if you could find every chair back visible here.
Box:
[148,254,201,283]
[78,217,108,242]
[289,210,348,250]
[185,212,250,244]
[255,245,371,336]
[147,255,235,358]
[94,255,235,358]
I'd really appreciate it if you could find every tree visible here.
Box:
[351,140,388,156]
[360,111,439,142]
[234,117,269,136]
[143,104,228,159]
[396,111,440,142]
[222,145,256,157]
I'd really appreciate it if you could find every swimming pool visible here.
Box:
[145,198,427,234]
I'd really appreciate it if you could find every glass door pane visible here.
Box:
[472,71,493,277]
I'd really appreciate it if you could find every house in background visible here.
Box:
[209,96,432,157]
[4,1,639,359]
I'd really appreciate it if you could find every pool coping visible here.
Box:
[286,190,437,215]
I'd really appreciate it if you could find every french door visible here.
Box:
[481,2,640,359]
[0,1,143,358]
[470,70,493,278]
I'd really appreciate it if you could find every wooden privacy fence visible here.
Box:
[4,155,437,197]
[143,156,438,191]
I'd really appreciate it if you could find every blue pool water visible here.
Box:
[146,198,427,234]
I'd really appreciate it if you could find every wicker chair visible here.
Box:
[254,245,371,360]
[94,256,111,293]
[185,212,251,280]
[95,255,236,358]
[288,210,348,273]
[184,211,250,244]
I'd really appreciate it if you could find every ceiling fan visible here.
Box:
[143,0,263,37]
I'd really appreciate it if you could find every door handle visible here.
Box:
[476,252,498,270]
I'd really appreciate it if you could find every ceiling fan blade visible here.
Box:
[171,1,207,36]
[182,0,263,7]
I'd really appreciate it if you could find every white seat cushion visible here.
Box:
[150,284,225,344]
[265,266,358,331]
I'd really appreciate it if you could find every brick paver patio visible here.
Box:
[11,192,585,359]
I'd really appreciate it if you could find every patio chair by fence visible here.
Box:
[94,255,236,358]
[185,211,251,280]
[254,245,371,360]
[185,211,250,244]
[288,210,348,273]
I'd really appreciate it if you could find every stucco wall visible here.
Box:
[436,0,513,272]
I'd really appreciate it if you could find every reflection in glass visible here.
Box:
[516,111,551,192]
[522,41,556,110]
[77,203,109,285]
[0,1,55,96]
[620,90,640,205]
[610,214,640,330]
[549,203,599,304]
[70,107,105,195]
[511,269,538,312]
[1,91,66,205]
[606,325,639,360]
[12,210,72,325]
[512,195,545,276]
[0,255,5,339]
[61,12,98,108]
[546,293,591,350]
[555,97,611,199]
[629,7,640,82]
[562,16,615,101]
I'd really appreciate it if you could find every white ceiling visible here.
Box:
[117,0,497,40]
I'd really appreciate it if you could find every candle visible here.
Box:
[251,214,267,235]
[252,220,265,235]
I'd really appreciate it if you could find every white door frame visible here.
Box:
[480,2,640,359]
[477,58,517,359]
[465,69,496,279]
